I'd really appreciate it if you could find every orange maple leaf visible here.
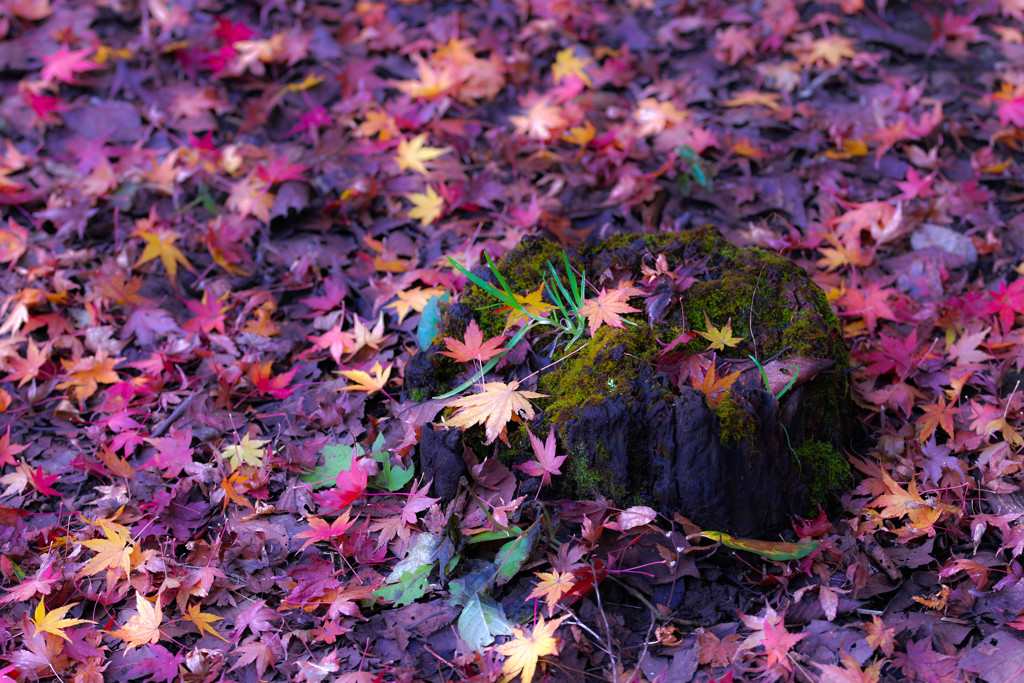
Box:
[691,358,741,408]
[31,600,94,642]
[393,54,456,100]
[916,395,963,442]
[107,591,163,651]
[443,380,546,445]
[527,571,576,617]
[497,615,568,683]
[56,352,122,407]
[578,287,639,336]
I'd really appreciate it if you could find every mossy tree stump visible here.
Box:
[412,226,850,537]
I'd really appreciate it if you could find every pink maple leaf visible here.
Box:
[142,427,195,479]
[516,425,567,490]
[401,479,439,525]
[40,44,99,85]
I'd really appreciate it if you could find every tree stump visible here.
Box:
[415,226,850,537]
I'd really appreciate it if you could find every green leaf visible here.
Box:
[373,566,431,607]
[494,522,540,586]
[699,530,819,561]
[373,450,415,492]
[300,442,360,490]
[457,593,513,652]
[464,526,523,545]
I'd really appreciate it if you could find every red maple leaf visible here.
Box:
[760,617,807,672]
[982,279,1024,333]
[295,510,357,551]
[439,319,507,363]
[248,361,297,399]
[29,467,59,497]
[578,286,640,336]
[313,461,368,513]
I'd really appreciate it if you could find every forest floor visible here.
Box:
[0,0,1023,681]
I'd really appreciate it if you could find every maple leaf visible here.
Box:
[983,279,1024,333]
[760,616,807,672]
[578,287,639,336]
[393,54,456,100]
[497,615,568,683]
[313,460,368,512]
[2,339,48,389]
[221,471,254,511]
[800,35,857,68]
[77,522,133,578]
[40,43,99,85]
[385,286,447,323]
[30,600,94,642]
[406,186,444,226]
[691,358,741,408]
[0,218,28,265]
[142,427,194,478]
[916,395,963,442]
[248,360,297,399]
[56,351,122,406]
[440,319,507,363]
[295,510,357,551]
[443,380,547,445]
[108,591,163,651]
[527,571,576,617]
[696,312,744,351]
[516,425,566,489]
[501,285,555,332]
[183,603,227,642]
[395,134,450,176]
[510,95,568,140]
[309,325,355,365]
[338,362,392,395]
[0,425,27,467]
[220,434,269,470]
[401,479,439,525]
[133,225,195,280]
[551,48,592,86]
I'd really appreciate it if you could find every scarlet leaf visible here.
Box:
[440,319,507,363]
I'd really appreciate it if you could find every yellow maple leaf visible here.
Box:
[220,434,269,471]
[551,48,592,86]
[561,120,596,147]
[338,362,392,395]
[502,285,555,332]
[183,602,227,641]
[801,35,857,68]
[406,186,444,226]
[443,380,546,445]
[31,600,95,642]
[107,591,163,651]
[696,312,744,351]
[385,286,447,323]
[77,521,133,579]
[395,134,450,175]
[497,615,568,683]
[133,226,195,279]
[527,571,576,617]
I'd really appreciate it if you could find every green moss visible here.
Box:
[795,441,851,507]
[714,393,754,447]
[566,443,624,500]
[538,321,661,428]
